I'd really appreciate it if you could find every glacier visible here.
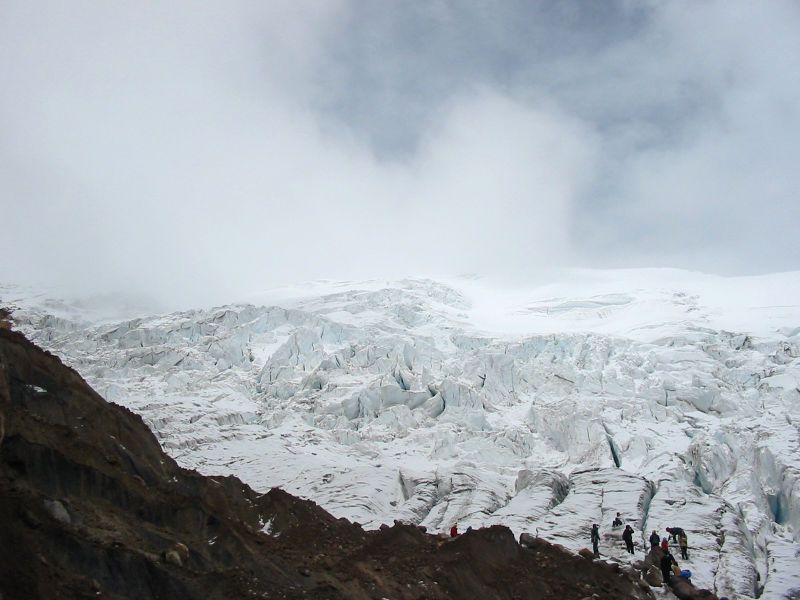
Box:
[3,268,800,599]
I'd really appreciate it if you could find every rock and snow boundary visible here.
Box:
[4,269,800,599]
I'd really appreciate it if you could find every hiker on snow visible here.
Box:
[649,530,660,550]
[450,523,458,538]
[678,530,689,560]
[591,523,600,555]
[660,551,678,585]
[622,524,635,554]
[666,526,684,543]
[660,537,669,552]
[612,512,623,527]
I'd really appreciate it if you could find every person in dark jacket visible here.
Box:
[661,551,677,585]
[649,529,660,549]
[678,530,689,559]
[622,524,635,554]
[612,512,623,527]
[666,526,684,543]
[591,523,600,555]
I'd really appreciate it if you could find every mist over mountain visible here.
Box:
[2,1,799,307]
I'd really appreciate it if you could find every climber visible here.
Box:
[649,529,660,550]
[660,537,669,552]
[450,523,458,538]
[591,523,600,556]
[622,524,635,554]
[665,526,684,543]
[678,529,689,560]
[660,551,678,585]
[612,512,623,528]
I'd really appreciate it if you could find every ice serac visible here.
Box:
[4,270,800,599]
[484,469,570,534]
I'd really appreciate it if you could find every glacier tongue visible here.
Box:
[5,270,800,599]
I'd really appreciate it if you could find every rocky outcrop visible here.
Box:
[0,328,657,599]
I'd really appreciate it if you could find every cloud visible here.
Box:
[409,90,595,276]
[0,1,798,306]
[583,1,800,272]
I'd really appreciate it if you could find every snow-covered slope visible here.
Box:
[4,269,800,599]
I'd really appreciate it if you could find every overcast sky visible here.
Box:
[1,1,798,305]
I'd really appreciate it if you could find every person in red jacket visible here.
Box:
[450,523,458,538]
[661,537,669,552]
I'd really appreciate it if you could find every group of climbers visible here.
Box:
[601,514,691,559]
[588,514,693,586]
[450,513,694,588]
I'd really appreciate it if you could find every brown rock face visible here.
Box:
[0,328,657,599]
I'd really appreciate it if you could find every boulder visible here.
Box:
[621,565,639,580]
[163,550,182,567]
[172,542,189,561]
[644,566,662,587]
[670,576,720,600]
[43,499,71,525]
